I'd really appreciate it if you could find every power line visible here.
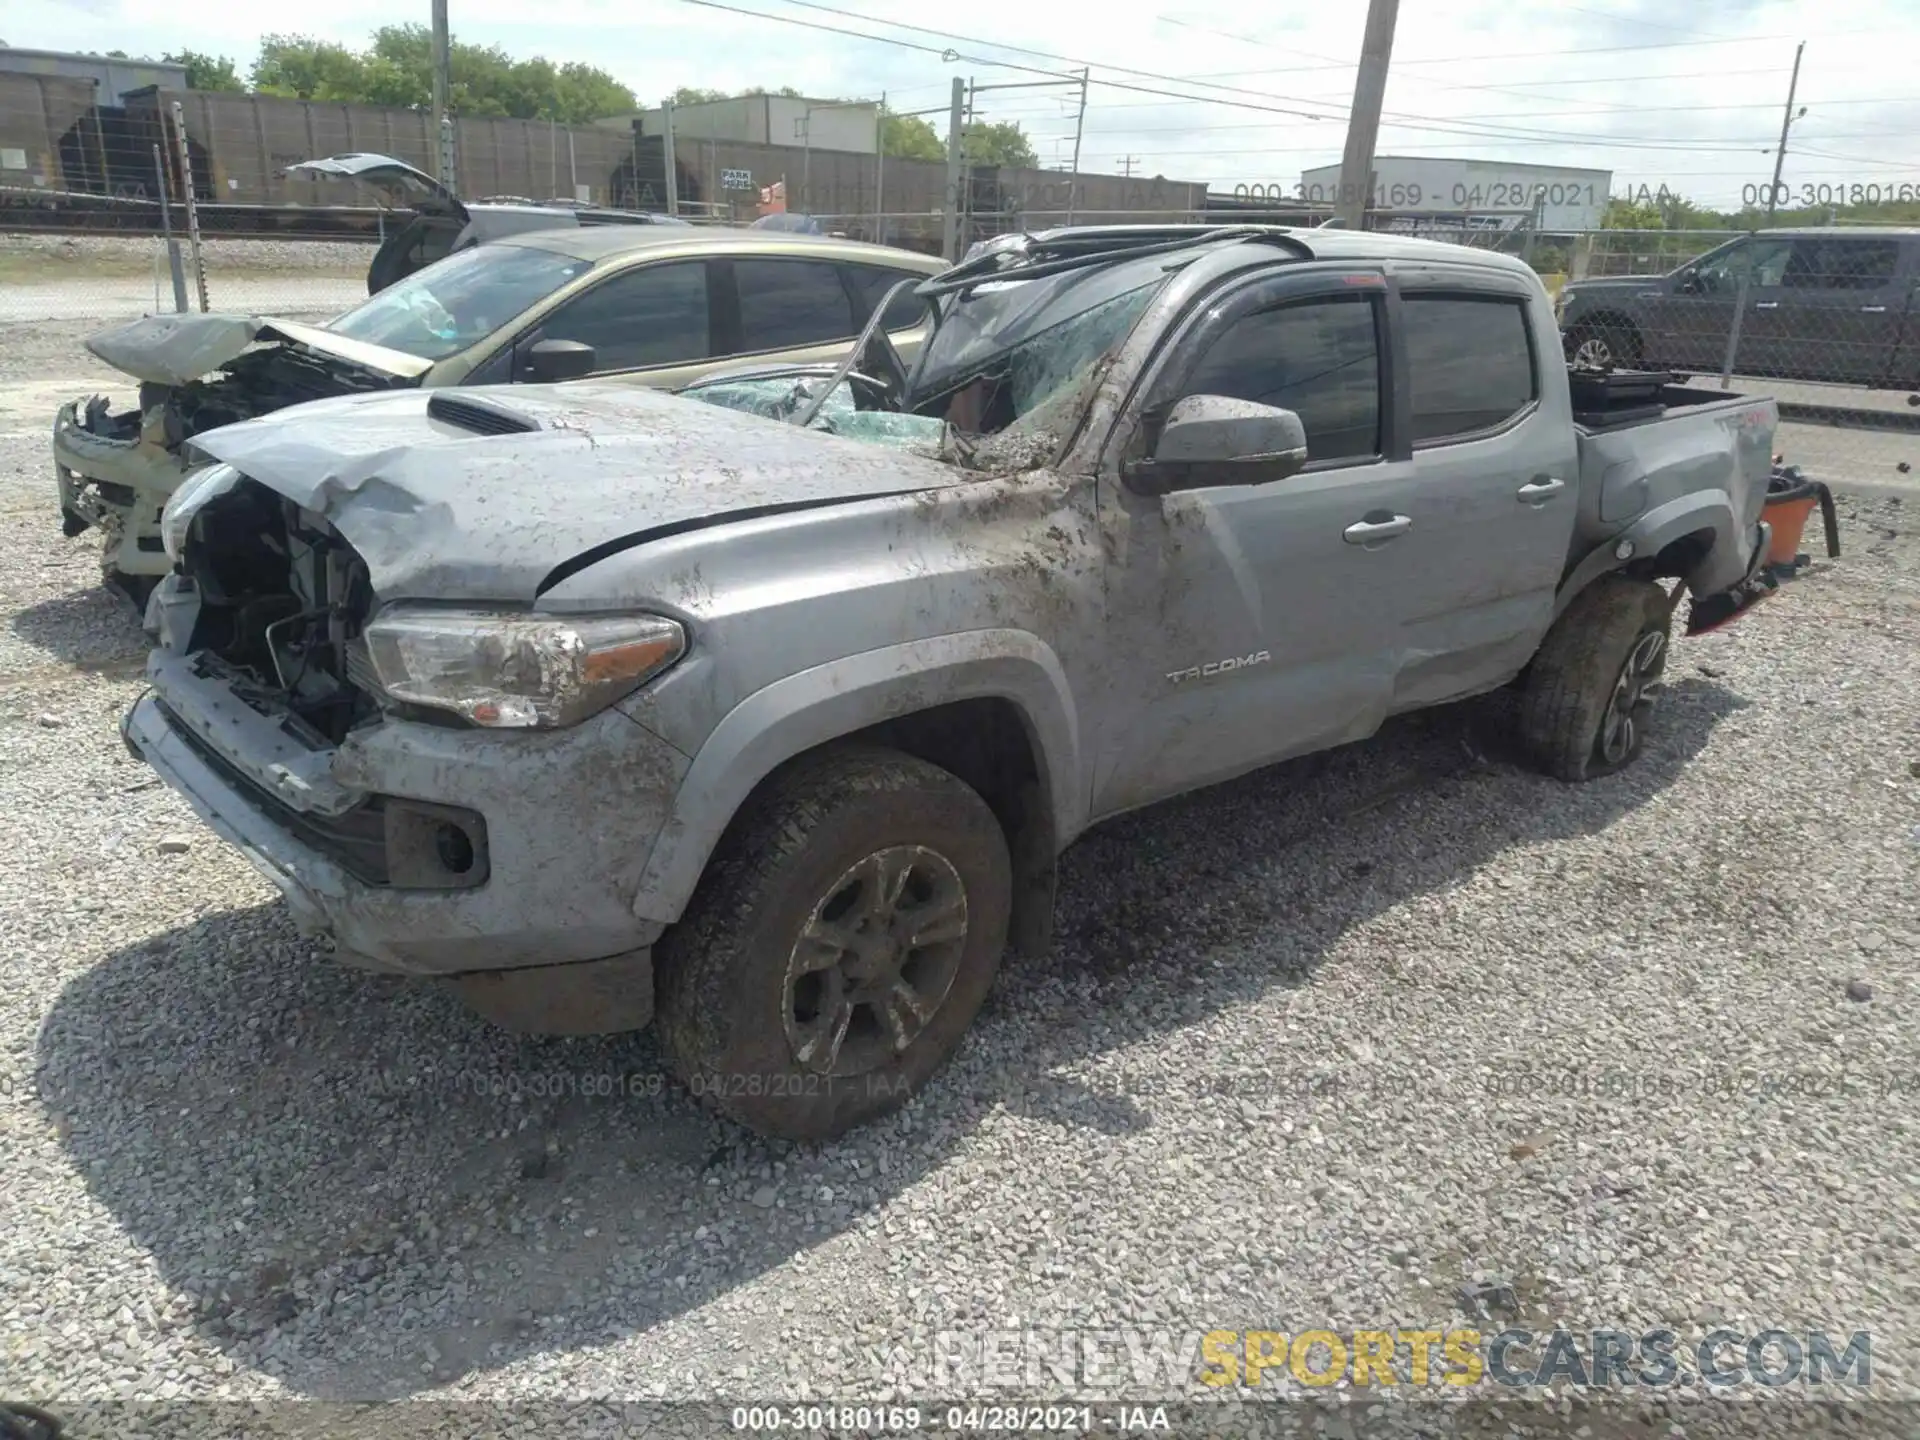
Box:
[1791,145,1920,167]
[757,0,1920,159]
[972,66,1815,118]
[1558,3,1743,41]
[1154,16,1886,69]
[1058,97,1920,134]
[674,0,1865,157]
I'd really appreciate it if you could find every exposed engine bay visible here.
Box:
[75,344,399,459]
[172,478,381,748]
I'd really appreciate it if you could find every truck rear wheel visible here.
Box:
[1519,577,1672,782]
[655,744,1012,1142]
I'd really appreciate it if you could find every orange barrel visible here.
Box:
[1761,465,1839,569]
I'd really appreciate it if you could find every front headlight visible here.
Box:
[363,609,686,729]
[159,462,242,564]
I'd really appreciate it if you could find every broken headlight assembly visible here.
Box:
[159,462,243,564]
[362,609,686,729]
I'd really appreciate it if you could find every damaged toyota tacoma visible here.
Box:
[122,225,1782,1141]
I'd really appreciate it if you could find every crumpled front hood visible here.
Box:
[85,313,434,387]
[188,382,971,602]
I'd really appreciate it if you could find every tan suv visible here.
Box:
[54,227,948,604]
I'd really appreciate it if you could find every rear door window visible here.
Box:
[1399,296,1538,442]
[734,259,860,351]
[1782,239,1901,291]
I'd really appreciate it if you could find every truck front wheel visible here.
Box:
[655,744,1012,1141]
[1519,577,1673,782]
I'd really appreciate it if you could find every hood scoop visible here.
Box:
[426,391,542,436]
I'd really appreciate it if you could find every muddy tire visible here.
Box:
[655,744,1011,1142]
[1565,319,1641,371]
[1519,577,1673,782]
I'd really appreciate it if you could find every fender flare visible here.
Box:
[1553,490,1739,621]
[628,629,1083,925]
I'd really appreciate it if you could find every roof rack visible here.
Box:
[919,224,1312,298]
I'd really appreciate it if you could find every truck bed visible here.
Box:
[1571,369,1779,598]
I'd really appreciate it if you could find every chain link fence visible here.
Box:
[6,218,1911,492]
[1550,228,1920,492]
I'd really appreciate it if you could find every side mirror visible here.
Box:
[1121,395,1309,496]
[523,338,596,383]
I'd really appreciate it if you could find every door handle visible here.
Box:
[1343,514,1412,545]
[1517,477,1566,503]
[1860,305,1888,314]
[1753,301,1779,310]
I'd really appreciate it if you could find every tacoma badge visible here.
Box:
[1166,650,1272,685]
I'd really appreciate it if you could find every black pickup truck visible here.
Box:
[1557,226,1920,391]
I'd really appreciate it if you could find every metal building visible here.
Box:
[603,94,883,156]
[1297,156,1614,231]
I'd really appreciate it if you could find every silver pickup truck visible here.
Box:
[121,225,1779,1141]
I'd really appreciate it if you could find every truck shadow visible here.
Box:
[34,677,1743,1399]
[9,583,149,673]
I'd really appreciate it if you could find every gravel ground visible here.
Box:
[1,231,377,273]
[0,234,372,325]
[1,317,1917,1437]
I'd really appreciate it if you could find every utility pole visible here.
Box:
[1765,40,1805,226]
[1116,155,1139,177]
[874,90,886,244]
[942,75,965,261]
[1334,0,1400,231]
[662,99,678,215]
[1066,67,1088,224]
[430,0,453,189]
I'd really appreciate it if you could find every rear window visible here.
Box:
[1400,296,1537,442]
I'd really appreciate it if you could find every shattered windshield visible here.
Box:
[328,244,592,360]
[687,374,947,454]
[906,255,1174,438]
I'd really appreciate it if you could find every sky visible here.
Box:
[8,0,1917,211]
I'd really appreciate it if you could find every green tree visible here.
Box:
[963,119,1037,169]
[249,28,633,121]
[1603,188,1724,230]
[882,110,943,161]
[250,35,373,102]
[165,49,245,93]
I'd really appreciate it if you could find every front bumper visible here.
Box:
[53,399,185,580]
[122,655,690,980]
